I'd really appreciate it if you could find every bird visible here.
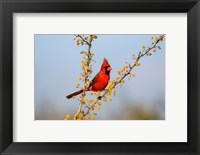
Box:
[66,58,112,99]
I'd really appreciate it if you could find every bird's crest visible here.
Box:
[102,58,110,67]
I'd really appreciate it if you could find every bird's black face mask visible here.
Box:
[104,66,112,75]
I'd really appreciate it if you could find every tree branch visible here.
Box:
[83,35,165,117]
[74,35,96,120]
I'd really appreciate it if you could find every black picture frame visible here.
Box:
[0,0,199,154]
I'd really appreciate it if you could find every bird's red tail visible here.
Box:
[66,89,84,99]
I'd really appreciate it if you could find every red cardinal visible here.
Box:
[66,58,112,99]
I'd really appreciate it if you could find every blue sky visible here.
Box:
[35,34,165,120]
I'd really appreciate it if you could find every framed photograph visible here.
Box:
[0,0,199,154]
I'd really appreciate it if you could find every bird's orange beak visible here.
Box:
[107,66,112,71]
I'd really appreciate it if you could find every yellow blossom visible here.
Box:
[132,74,135,77]
[135,61,140,66]
[92,112,96,115]
[91,35,97,39]
[85,98,91,103]
[132,54,135,57]
[81,65,85,70]
[65,115,71,120]
[78,76,82,80]
[117,70,121,74]
[110,79,115,83]
[76,37,81,42]
[97,105,101,110]
[103,97,107,102]
[118,68,124,74]
[81,60,85,64]
[93,92,97,96]
[107,98,112,102]
[154,37,159,41]
[83,56,87,60]
[90,52,94,56]
[85,82,89,87]
[88,69,93,74]
[152,48,156,52]
[116,76,120,80]
[82,73,87,77]
[91,116,95,120]
[72,96,76,99]
[76,83,80,88]
[142,45,146,49]
[81,110,84,113]
[74,114,78,119]
[121,79,124,83]
[159,35,164,41]
[97,91,101,96]
[108,84,113,89]
[108,84,113,92]
[107,92,111,96]
[82,116,86,120]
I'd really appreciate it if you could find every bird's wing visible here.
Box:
[89,72,100,87]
